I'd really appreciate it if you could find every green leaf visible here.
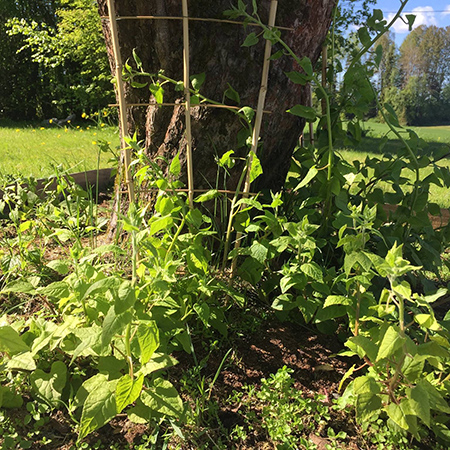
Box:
[83,277,119,300]
[150,215,173,235]
[149,83,164,104]
[249,153,263,183]
[0,325,29,355]
[250,241,268,265]
[140,379,183,417]
[285,71,309,85]
[287,104,317,121]
[116,374,144,413]
[102,306,132,349]
[194,189,220,203]
[30,361,67,407]
[324,295,352,307]
[376,325,405,361]
[169,154,181,177]
[115,281,136,315]
[345,335,378,362]
[46,260,70,275]
[300,262,323,282]
[272,294,298,311]
[294,166,318,191]
[356,392,382,422]
[193,302,210,327]
[242,32,259,47]
[137,353,178,377]
[39,281,69,299]
[1,280,35,294]
[190,72,205,90]
[357,27,371,47]
[137,321,160,365]
[385,402,408,430]
[299,57,313,76]
[417,380,450,414]
[78,375,118,441]
[224,84,240,104]
[405,385,430,428]
[7,352,36,371]
[354,376,381,395]
[238,106,255,123]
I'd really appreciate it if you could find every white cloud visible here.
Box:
[386,6,438,34]
[442,5,450,17]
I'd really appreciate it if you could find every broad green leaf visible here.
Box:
[287,104,317,121]
[137,353,178,377]
[190,72,205,90]
[357,27,371,47]
[0,325,29,355]
[169,154,181,177]
[272,294,298,311]
[250,241,268,265]
[299,56,313,76]
[102,306,132,349]
[0,387,23,409]
[149,83,164,104]
[285,71,308,85]
[7,351,36,371]
[187,248,209,275]
[356,392,382,422]
[137,321,160,364]
[193,302,210,327]
[300,262,323,282]
[39,281,69,299]
[417,380,450,414]
[353,376,381,395]
[30,361,67,406]
[71,325,103,362]
[391,280,411,300]
[78,376,118,441]
[376,325,405,361]
[345,335,378,362]
[238,106,255,123]
[116,374,144,413]
[242,32,259,47]
[46,260,70,275]
[115,280,136,315]
[140,379,183,417]
[1,280,35,294]
[150,215,173,236]
[83,277,119,300]
[324,295,352,308]
[405,385,430,428]
[385,402,408,430]
[194,189,220,203]
[294,166,318,191]
[218,150,235,168]
[414,314,440,331]
[224,84,240,104]
[280,273,306,293]
[127,399,152,424]
[249,153,263,183]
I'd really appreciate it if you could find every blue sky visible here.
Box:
[358,0,450,43]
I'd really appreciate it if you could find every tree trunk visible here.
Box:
[97,0,336,202]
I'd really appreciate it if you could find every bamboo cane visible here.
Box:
[106,0,135,204]
[230,0,278,277]
[182,0,194,209]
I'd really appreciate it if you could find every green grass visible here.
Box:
[0,121,120,181]
[337,120,450,208]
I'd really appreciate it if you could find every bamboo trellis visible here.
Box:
[103,0,292,213]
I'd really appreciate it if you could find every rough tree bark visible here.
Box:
[96,0,336,203]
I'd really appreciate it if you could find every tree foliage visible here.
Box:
[2,0,113,120]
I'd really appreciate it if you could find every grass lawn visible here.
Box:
[337,120,450,208]
[0,120,120,181]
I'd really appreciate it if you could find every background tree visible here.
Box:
[3,0,113,120]
[398,25,450,124]
[96,0,337,196]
